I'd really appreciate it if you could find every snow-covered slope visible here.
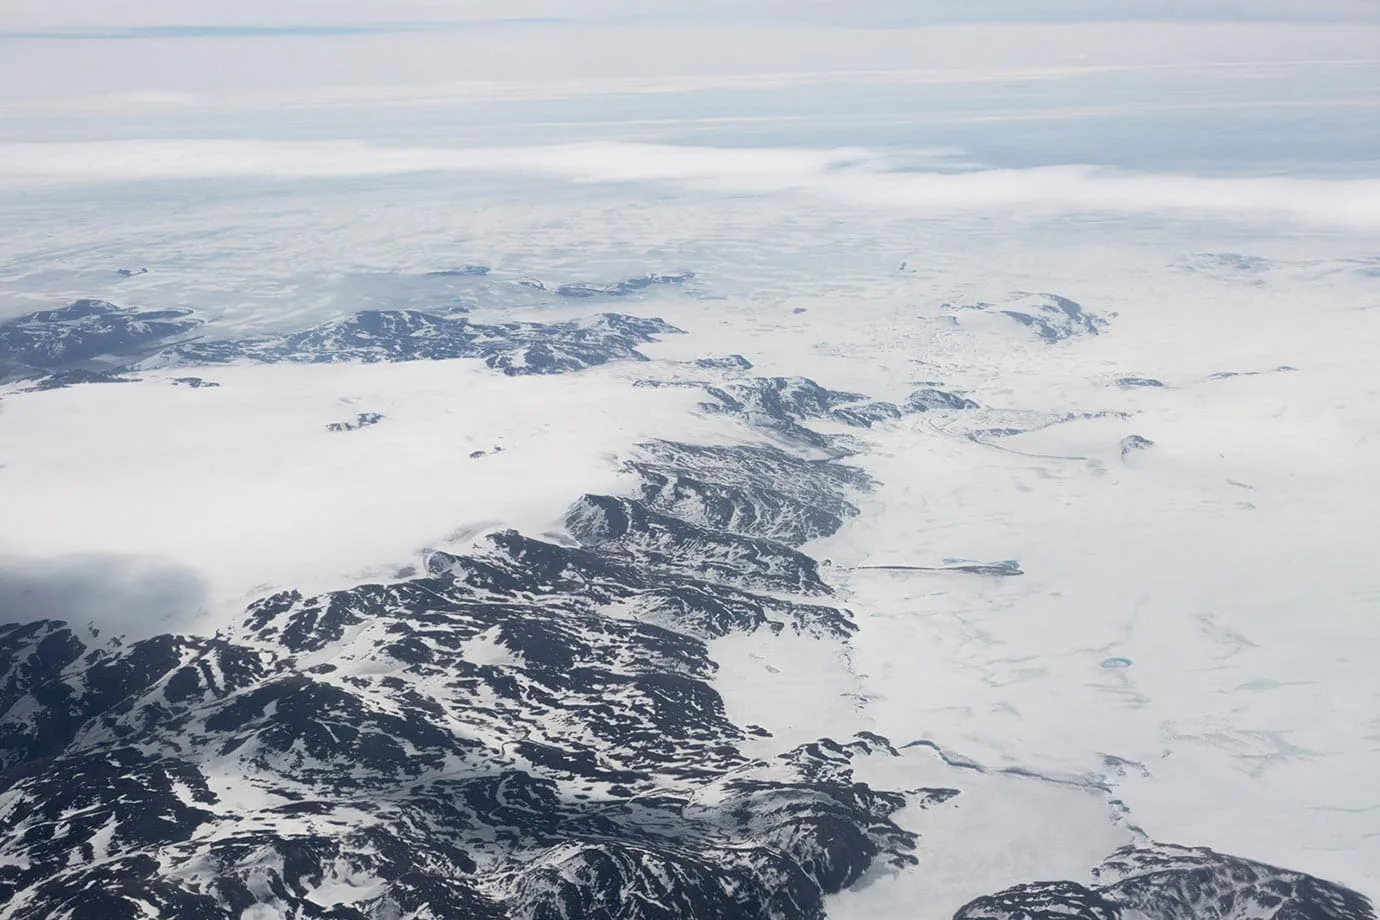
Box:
[0,365,924,918]
[0,299,200,382]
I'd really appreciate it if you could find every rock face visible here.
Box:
[0,300,200,381]
[566,493,831,596]
[1120,435,1155,458]
[998,294,1109,342]
[327,411,385,432]
[1208,366,1297,380]
[0,414,914,918]
[629,440,870,545]
[697,376,903,446]
[693,354,753,370]
[142,310,682,377]
[554,272,695,298]
[957,880,1124,920]
[4,301,680,386]
[904,387,979,412]
[950,294,1110,343]
[955,843,1377,920]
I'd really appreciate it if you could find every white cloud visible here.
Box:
[2,139,1378,229]
[1,19,1374,109]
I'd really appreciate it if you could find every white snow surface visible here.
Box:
[0,357,740,635]
[671,217,1380,909]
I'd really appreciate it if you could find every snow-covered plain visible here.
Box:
[0,354,754,635]
[660,214,1380,911]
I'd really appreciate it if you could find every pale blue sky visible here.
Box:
[4,0,1379,32]
[1,1,1377,182]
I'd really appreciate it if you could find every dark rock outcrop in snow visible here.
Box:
[566,494,831,596]
[950,294,1110,343]
[0,399,909,920]
[698,376,903,446]
[693,354,754,370]
[629,440,871,545]
[904,387,979,412]
[1208,366,1297,381]
[327,411,385,432]
[0,299,199,382]
[143,309,683,377]
[955,843,1375,920]
[0,592,911,920]
[5,300,681,384]
[1120,435,1154,458]
[554,272,695,299]
[999,294,1108,342]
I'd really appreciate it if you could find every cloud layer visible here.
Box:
[3,139,1378,229]
[0,553,205,638]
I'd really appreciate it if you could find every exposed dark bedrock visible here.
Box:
[954,844,1375,920]
[0,409,905,918]
[1,299,685,385]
